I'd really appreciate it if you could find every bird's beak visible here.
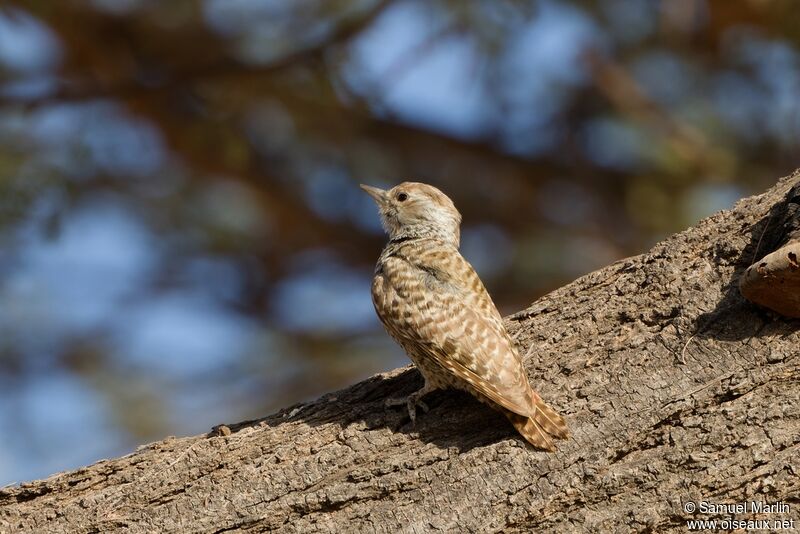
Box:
[359,184,388,205]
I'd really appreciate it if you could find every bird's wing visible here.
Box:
[375,247,536,418]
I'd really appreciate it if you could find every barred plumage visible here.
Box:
[361,182,569,451]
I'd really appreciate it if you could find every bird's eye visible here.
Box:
[396,192,408,202]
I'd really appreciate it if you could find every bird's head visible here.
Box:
[360,182,462,246]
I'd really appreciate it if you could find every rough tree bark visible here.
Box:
[2,173,799,534]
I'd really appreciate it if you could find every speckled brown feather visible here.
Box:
[363,182,569,451]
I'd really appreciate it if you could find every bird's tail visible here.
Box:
[507,400,569,452]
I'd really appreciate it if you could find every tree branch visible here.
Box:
[1,173,798,533]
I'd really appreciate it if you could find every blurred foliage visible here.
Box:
[0,0,798,483]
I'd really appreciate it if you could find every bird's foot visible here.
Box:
[385,386,435,423]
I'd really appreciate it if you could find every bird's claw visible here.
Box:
[385,393,430,424]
